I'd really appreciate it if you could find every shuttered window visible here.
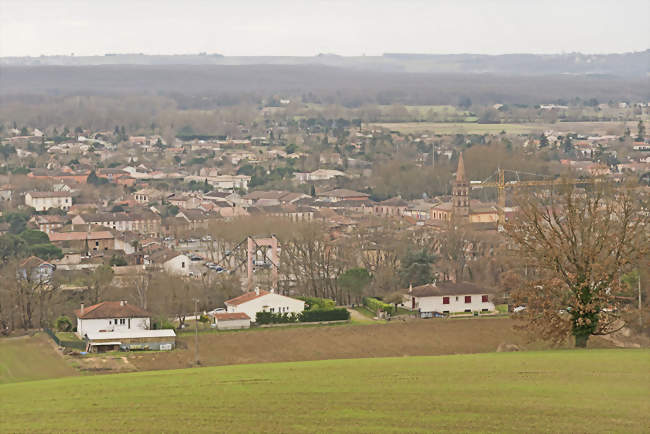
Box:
[443,297,450,305]
[465,296,472,303]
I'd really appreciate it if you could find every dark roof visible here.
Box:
[409,281,493,297]
[379,197,409,207]
[75,301,151,319]
[318,189,370,198]
[28,191,71,198]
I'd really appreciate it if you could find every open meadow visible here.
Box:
[1,349,648,433]
[0,334,78,384]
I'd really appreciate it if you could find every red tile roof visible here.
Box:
[225,290,270,306]
[214,312,251,321]
[75,301,151,319]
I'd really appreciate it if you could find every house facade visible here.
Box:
[225,289,305,322]
[75,301,175,352]
[25,192,72,211]
[406,282,495,317]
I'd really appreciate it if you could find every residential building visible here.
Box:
[147,249,192,276]
[25,191,72,211]
[48,231,115,252]
[29,215,67,234]
[75,300,175,352]
[225,288,305,322]
[406,281,495,317]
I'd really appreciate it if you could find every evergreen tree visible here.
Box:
[637,120,646,141]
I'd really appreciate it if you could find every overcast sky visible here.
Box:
[1,0,648,57]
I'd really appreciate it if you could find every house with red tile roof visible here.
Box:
[74,301,176,352]
[224,288,305,323]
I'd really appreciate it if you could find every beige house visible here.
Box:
[25,192,72,211]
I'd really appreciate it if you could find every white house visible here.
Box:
[406,282,495,317]
[75,300,151,338]
[225,288,305,323]
[25,191,72,211]
[147,249,192,276]
[74,301,175,352]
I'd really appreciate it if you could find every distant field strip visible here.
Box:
[1,350,648,432]
[369,121,629,135]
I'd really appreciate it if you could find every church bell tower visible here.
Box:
[452,152,469,218]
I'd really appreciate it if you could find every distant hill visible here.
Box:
[1,64,647,106]
[1,50,648,76]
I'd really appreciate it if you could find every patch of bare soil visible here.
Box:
[128,317,618,372]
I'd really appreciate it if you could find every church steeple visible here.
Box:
[452,152,469,218]
[456,151,466,182]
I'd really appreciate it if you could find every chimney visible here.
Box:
[80,303,84,314]
[120,300,125,306]
[254,287,260,296]
[408,283,412,294]
[270,288,275,294]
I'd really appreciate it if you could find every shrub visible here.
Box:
[363,297,395,315]
[55,315,73,332]
[298,296,336,311]
[255,311,300,325]
[152,317,176,330]
[300,308,349,322]
[109,255,127,266]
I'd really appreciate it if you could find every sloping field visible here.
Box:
[0,334,78,384]
[129,317,613,371]
[1,350,648,433]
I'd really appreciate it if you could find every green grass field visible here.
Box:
[0,334,78,384]
[1,349,647,432]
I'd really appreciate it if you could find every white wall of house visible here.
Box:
[77,316,150,337]
[163,254,191,276]
[25,194,72,211]
[226,293,305,322]
[216,318,251,330]
[414,294,494,314]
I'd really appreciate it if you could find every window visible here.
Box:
[181,262,185,268]
[482,295,489,303]
[120,318,126,325]
[465,296,472,303]
[455,296,459,301]
[442,297,450,305]
[464,309,471,313]
[270,308,275,313]
[95,241,99,247]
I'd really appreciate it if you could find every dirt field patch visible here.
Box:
[128,317,615,371]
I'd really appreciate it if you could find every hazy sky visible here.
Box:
[1,0,648,57]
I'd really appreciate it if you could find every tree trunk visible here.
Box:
[574,333,590,348]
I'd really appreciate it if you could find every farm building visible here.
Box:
[405,281,495,317]
[225,288,305,323]
[211,312,251,330]
[84,329,176,352]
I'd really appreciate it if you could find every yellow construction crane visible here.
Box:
[472,168,597,228]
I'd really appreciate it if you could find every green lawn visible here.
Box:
[0,334,78,384]
[1,350,647,432]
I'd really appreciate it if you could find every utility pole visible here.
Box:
[639,272,643,328]
[193,298,200,366]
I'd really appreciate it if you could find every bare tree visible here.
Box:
[504,180,648,347]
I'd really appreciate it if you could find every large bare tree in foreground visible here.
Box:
[505,180,648,347]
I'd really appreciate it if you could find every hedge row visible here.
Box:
[363,297,395,314]
[301,308,350,322]
[255,308,350,325]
